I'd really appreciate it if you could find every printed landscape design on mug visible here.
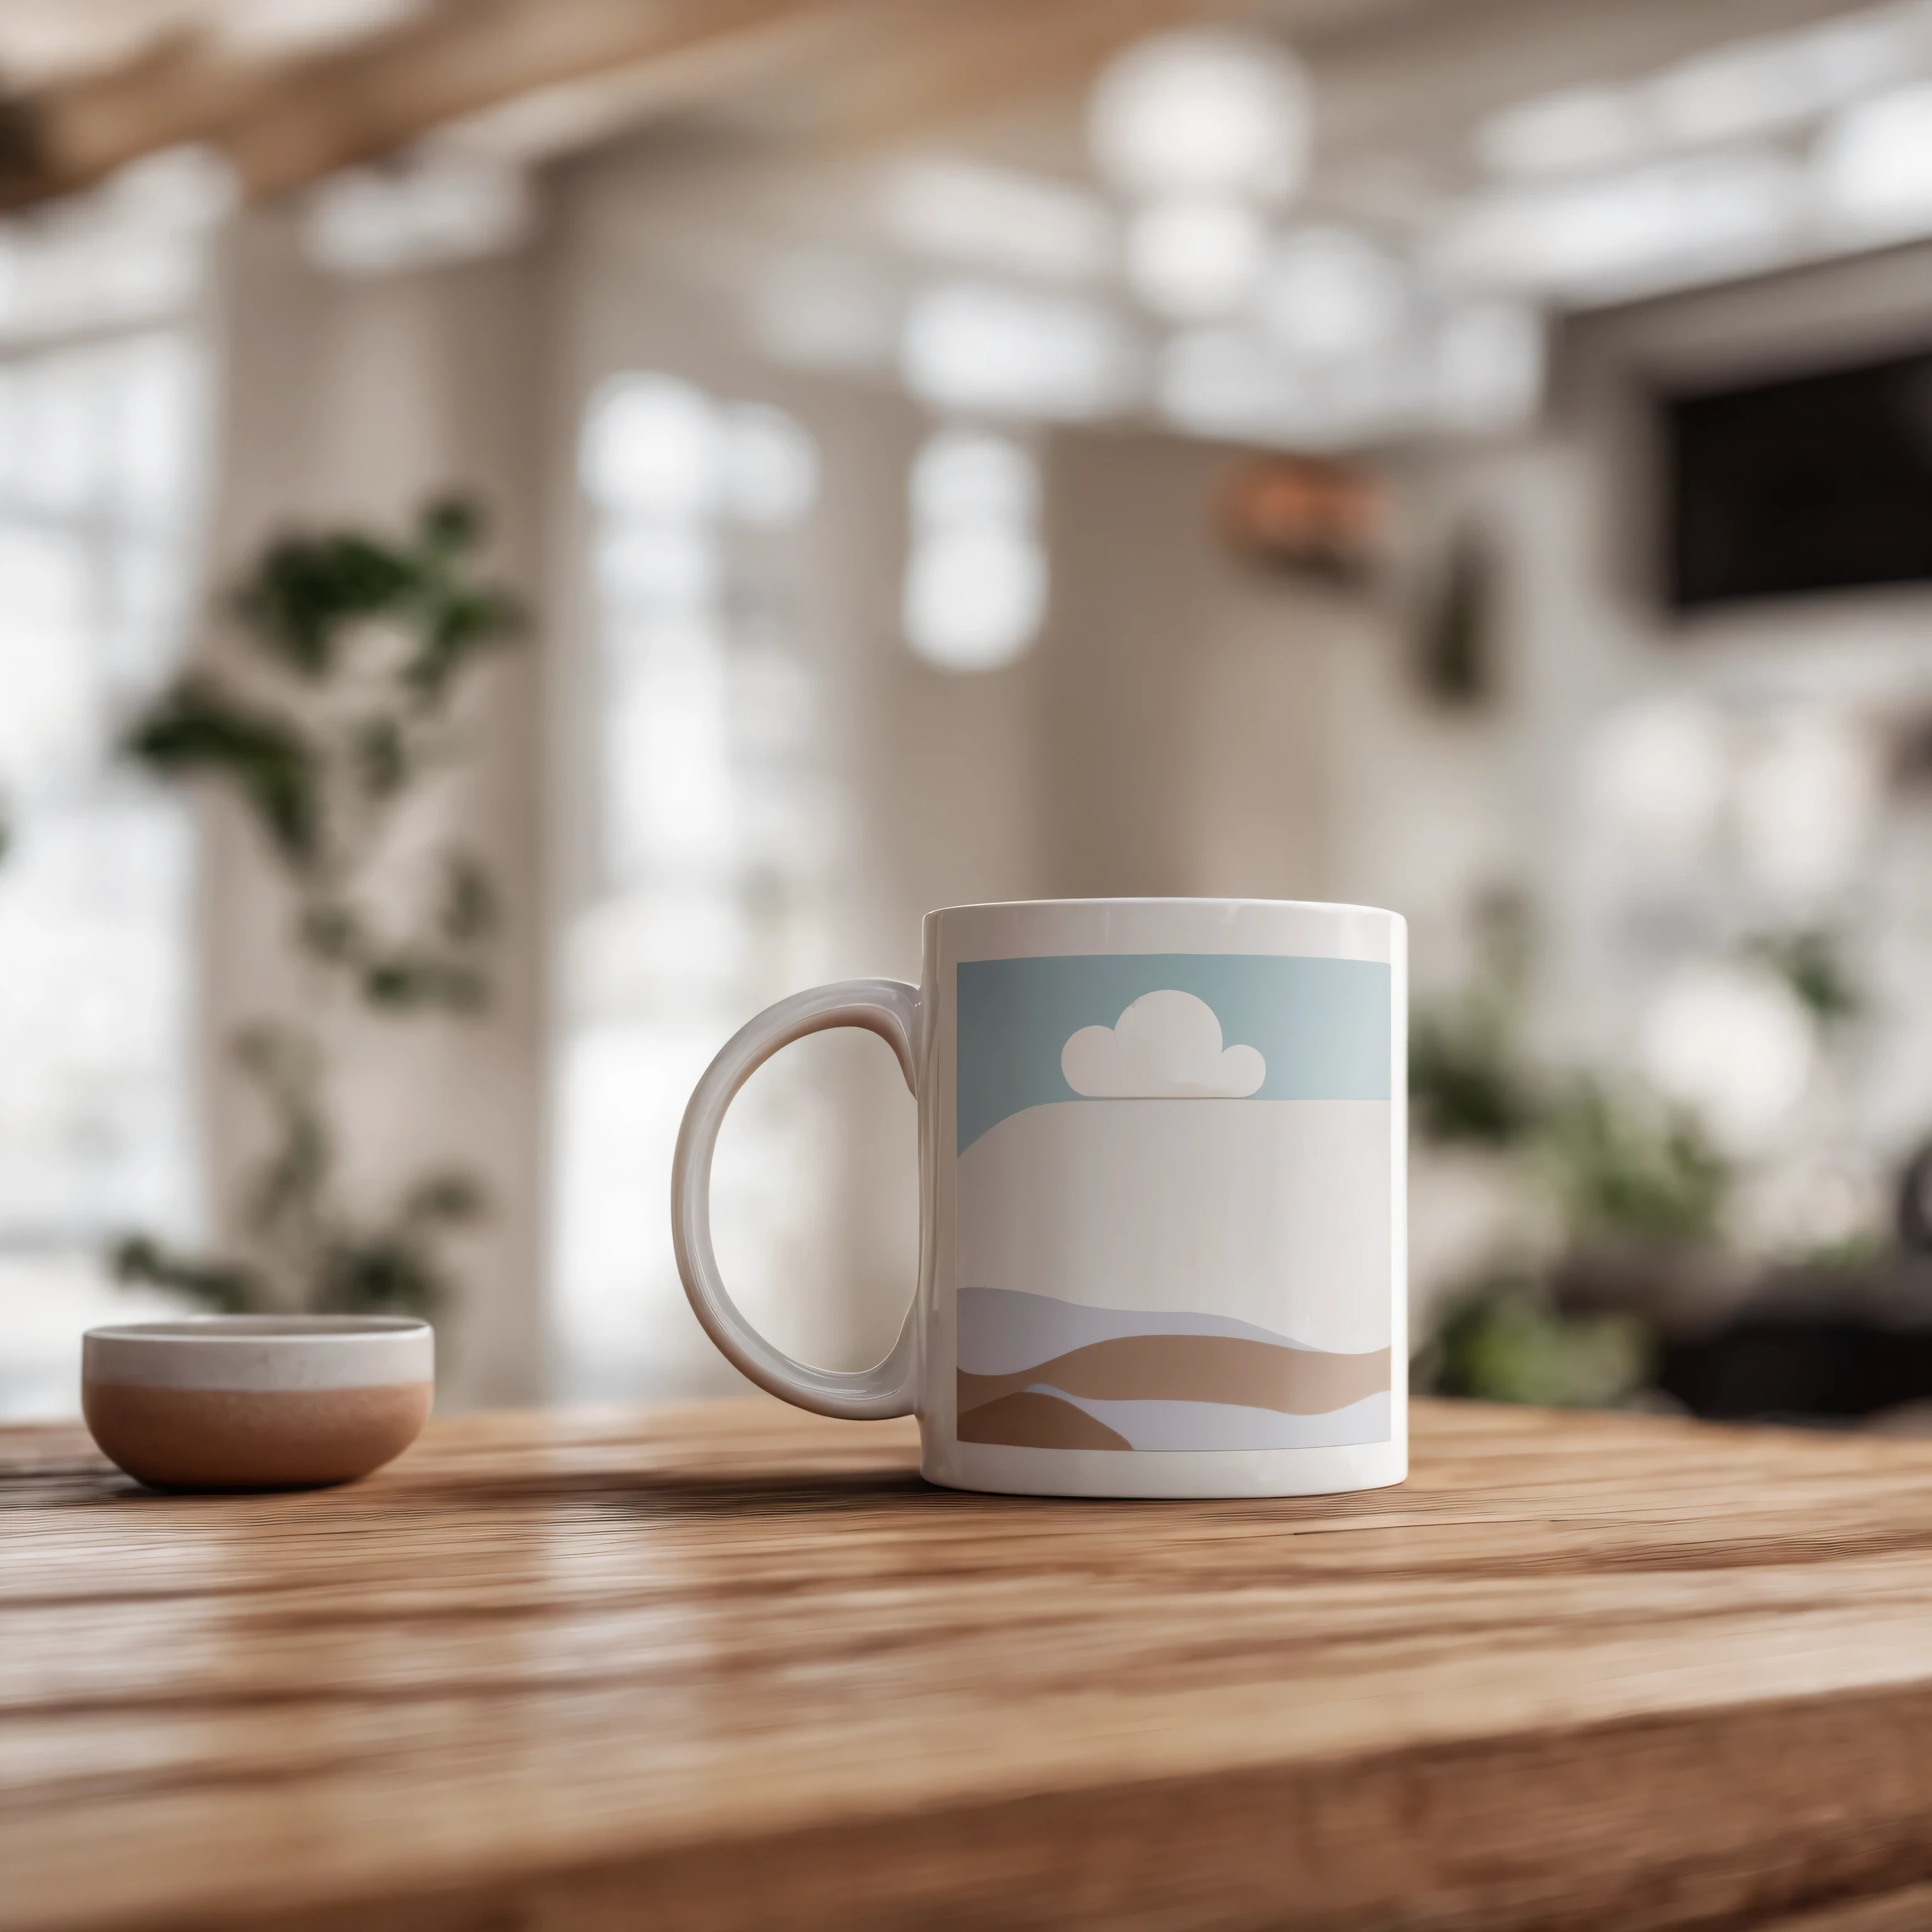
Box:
[955,953,1393,1453]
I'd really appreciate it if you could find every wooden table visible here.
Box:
[11,1401,1932,1932]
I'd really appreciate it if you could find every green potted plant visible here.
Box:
[116,497,522,1316]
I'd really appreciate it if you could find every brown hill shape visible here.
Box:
[955,1390,1131,1450]
[958,1335,1389,1419]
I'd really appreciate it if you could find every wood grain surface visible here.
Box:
[11,1399,1932,1931]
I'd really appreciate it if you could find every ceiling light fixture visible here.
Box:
[899,281,1141,421]
[1124,197,1269,320]
[1816,82,1932,239]
[1439,151,1801,303]
[1646,9,1917,147]
[1258,227,1407,362]
[1478,3,1928,181]
[1158,328,1411,451]
[1088,29,1311,203]
[1158,328,1298,441]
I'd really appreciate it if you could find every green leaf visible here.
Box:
[1411,1009,1544,1147]
[1752,928,1863,1026]
[361,953,489,1013]
[350,714,411,801]
[123,674,325,867]
[297,901,365,965]
[439,853,497,944]
[400,1169,489,1227]
[419,496,484,554]
[312,1234,448,1318]
[401,585,523,704]
[233,1022,334,1245]
[112,1236,267,1314]
[1543,1079,1729,1247]
[1421,1276,1652,1408]
[232,532,427,679]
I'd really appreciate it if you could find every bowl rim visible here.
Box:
[85,1316,430,1344]
[83,1317,434,1392]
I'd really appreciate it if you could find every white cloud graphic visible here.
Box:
[1061,989,1265,1099]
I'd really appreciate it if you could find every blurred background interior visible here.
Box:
[6,0,1932,1428]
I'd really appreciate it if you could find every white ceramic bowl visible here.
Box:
[82,1316,434,1491]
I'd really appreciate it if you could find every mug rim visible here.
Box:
[926,895,1401,920]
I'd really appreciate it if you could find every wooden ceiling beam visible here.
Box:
[803,0,1223,152]
[221,0,837,197]
[0,0,847,211]
[0,29,268,207]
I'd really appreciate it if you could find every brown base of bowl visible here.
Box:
[82,1381,433,1491]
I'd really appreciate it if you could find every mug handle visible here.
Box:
[672,979,922,1420]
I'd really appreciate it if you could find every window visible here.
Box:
[554,373,835,1397]
[902,427,1046,671]
[0,331,208,1415]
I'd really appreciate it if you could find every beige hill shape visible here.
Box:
[957,1333,1391,1422]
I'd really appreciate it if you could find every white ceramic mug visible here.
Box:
[674,897,1406,1498]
